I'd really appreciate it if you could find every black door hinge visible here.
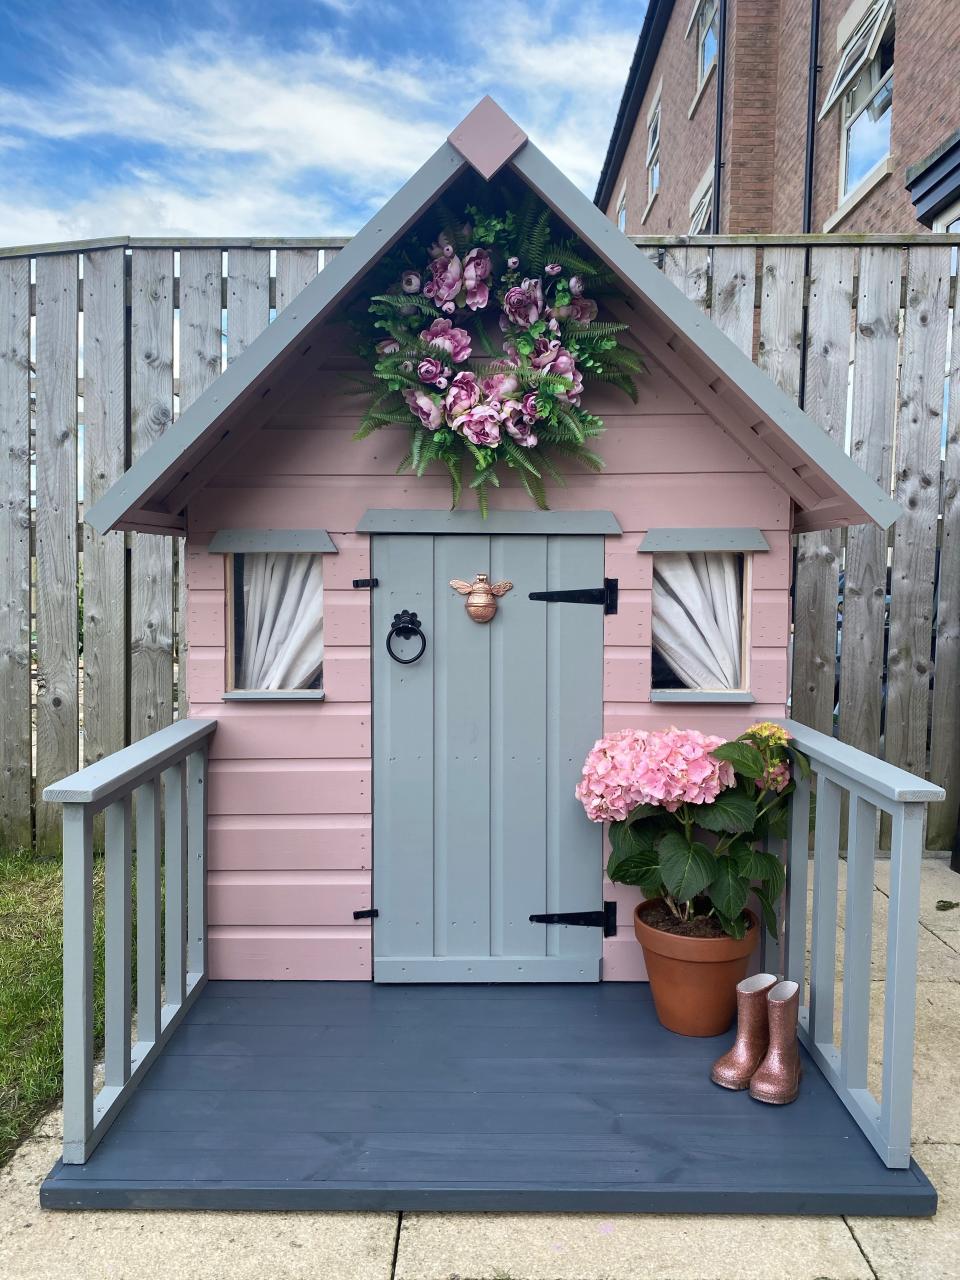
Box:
[528,577,618,615]
[529,901,617,937]
[353,908,379,920]
[352,578,379,589]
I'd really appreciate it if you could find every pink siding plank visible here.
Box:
[208,927,371,980]
[748,649,789,704]
[193,475,790,536]
[323,534,370,588]
[200,704,370,759]
[603,933,650,982]
[187,648,225,704]
[751,534,791,589]
[324,648,371,701]
[603,650,652,702]
[604,592,651,647]
[605,538,652,590]
[208,813,371,870]
[187,590,226,648]
[603,704,787,736]
[751,590,791,648]
[208,870,370,926]
[185,546,224,590]
[208,759,370,815]
[323,592,370,645]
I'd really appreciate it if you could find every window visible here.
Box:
[651,552,747,693]
[819,0,893,120]
[230,551,324,692]
[695,0,719,85]
[689,183,713,235]
[616,185,627,232]
[646,100,661,202]
[839,10,894,196]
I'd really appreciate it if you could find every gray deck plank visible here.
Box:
[41,981,937,1215]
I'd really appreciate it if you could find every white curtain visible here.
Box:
[652,551,742,690]
[239,552,325,690]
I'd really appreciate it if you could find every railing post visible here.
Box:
[62,803,94,1164]
[840,792,877,1092]
[135,779,162,1045]
[163,762,189,1010]
[784,771,811,988]
[809,776,842,1050]
[880,801,925,1166]
[186,747,208,979]
[104,796,132,1089]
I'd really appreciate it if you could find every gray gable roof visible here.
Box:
[86,98,901,537]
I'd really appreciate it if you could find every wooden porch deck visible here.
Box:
[41,981,936,1214]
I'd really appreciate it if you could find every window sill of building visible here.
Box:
[650,689,755,704]
[223,690,326,702]
[822,158,894,232]
[688,60,716,121]
[640,190,659,225]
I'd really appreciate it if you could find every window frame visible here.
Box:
[616,183,628,232]
[819,0,893,121]
[695,0,720,87]
[646,99,662,203]
[837,23,894,201]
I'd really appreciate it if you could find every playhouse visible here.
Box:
[40,99,941,1214]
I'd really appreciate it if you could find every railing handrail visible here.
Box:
[43,718,217,809]
[780,718,946,805]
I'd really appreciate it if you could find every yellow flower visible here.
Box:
[746,721,790,746]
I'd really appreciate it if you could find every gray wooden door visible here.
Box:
[372,533,604,982]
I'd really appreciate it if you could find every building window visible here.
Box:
[229,551,324,692]
[646,100,661,202]
[689,182,714,234]
[616,184,627,232]
[819,0,893,119]
[695,0,719,86]
[838,13,894,196]
[652,552,747,693]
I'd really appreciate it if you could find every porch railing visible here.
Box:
[44,718,217,1164]
[775,719,944,1169]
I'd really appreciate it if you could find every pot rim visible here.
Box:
[634,898,759,963]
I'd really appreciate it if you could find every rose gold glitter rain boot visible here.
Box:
[749,980,802,1105]
[710,973,778,1090]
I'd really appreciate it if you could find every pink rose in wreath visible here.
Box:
[402,387,443,431]
[462,247,492,311]
[421,317,472,363]
[459,403,502,447]
[570,296,599,324]
[520,391,539,421]
[444,370,481,419]
[505,408,538,447]
[425,254,463,307]
[417,357,446,385]
[502,277,544,328]
[481,371,520,401]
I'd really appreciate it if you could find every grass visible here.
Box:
[0,848,104,1167]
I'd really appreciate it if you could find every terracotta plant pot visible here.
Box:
[634,899,759,1037]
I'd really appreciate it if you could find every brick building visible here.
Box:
[595,0,960,234]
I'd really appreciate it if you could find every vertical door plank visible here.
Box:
[928,261,960,848]
[177,249,223,715]
[226,249,270,364]
[0,258,32,849]
[130,250,174,742]
[490,535,548,958]
[710,245,756,356]
[793,247,855,733]
[432,535,491,958]
[839,247,901,759]
[276,248,318,312]
[35,254,79,852]
[82,249,127,768]
[885,247,951,778]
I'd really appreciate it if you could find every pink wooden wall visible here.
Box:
[186,328,791,982]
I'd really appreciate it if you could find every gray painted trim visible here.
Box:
[223,690,326,702]
[85,141,467,535]
[650,689,755,703]
[208,529,337,554]
[511,142,903,532]
[781,718,946,803]
[358,509,622,535]
[374,957,601,982]
[42,719,218,808]
[639,528,770,553]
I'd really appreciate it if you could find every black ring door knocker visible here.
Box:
[386,609,427,664]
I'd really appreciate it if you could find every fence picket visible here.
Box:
[226,249,270,362]
[710,246,756,356]
[276,248,319,311]
[0,258,32,850]
[130,250,175,743]
[35,254,80,852]
[82,249,127,770]
[885,247,951,779]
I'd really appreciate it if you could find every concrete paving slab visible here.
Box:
[0,1131,398,1280]
[394,1212,873,1280]
[850,1143,960,1280]
[875,858,960,947]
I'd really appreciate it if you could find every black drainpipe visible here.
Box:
[798,0,822,411]
[711,0,729,232]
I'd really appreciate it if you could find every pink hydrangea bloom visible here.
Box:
[576,727,735,822]
[757,761,791,793]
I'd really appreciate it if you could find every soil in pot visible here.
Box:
[634,899,759,1037]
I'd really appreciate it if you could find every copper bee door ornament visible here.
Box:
[449,572,513,623]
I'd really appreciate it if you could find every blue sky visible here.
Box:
[0,0,643,245]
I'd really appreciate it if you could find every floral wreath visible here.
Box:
[350,195,645,514]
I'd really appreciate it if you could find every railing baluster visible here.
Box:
[104,796,132,1089]
[186,748,208,979]
[62,804,94,1163]
[135,779,162,1045]
[880,801,925,1166]
[840,792,877,1091]
[163,761,189,1009]
[784,771,811,988]
[809,775,842,1050]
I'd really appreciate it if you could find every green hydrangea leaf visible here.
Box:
[658,832,716,903]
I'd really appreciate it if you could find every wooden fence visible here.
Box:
[0,233,958,852]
